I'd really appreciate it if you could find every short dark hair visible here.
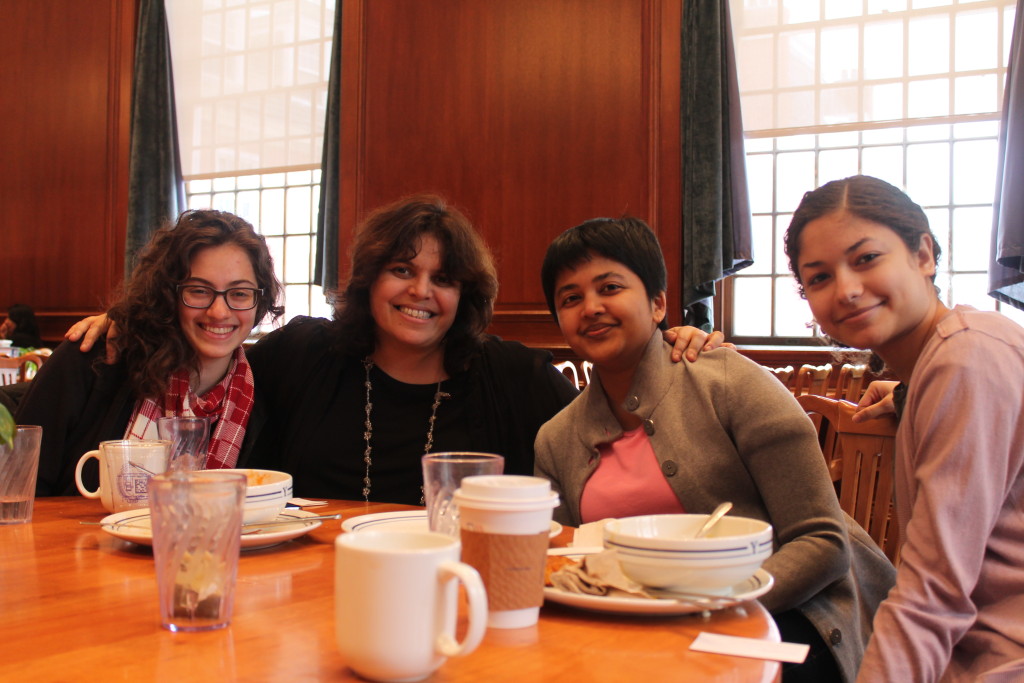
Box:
[541,216,668,330]
[785,175,941,298]
[109,210,283,398]
[333,194,499,373]
[6,304,41,344]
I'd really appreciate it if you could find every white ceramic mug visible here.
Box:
[74,440,170,512]
[335,530,487,682]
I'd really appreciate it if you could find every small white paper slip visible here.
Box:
[288,498,328,507]
[689,632,809,664]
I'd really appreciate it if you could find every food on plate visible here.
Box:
[544,554,581,586]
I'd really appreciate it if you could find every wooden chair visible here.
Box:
[792,363,832,397]
[581,360,593,386]
[0,356,34,385]
[763,365,795,390]
[553,361,580,389]
[797,394,901,564]
[833,363,868,402]
[18,352,48,381]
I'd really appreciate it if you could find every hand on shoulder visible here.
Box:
[663,327,735,363]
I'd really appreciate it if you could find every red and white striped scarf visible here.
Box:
[125,347,255,469]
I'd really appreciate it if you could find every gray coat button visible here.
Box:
[829,628,842,645]
[643,419,655,436]
[625,395,640,411]
[661,460,678,476]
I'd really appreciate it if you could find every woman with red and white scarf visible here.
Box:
[21,210,283,495]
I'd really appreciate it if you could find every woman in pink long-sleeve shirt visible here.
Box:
[784,175,1024,682]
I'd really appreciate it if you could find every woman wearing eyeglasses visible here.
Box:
[19,210,283,496]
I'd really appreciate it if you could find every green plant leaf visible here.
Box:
[0,403,13,448]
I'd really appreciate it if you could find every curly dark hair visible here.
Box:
[333,195,498,374]
[108,210,284,398]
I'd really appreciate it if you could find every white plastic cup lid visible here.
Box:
[457,475,551,501]
[454,476,559,512]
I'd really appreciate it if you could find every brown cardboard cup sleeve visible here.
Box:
[460,528,550,610]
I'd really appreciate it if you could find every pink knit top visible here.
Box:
[579,426,685,524]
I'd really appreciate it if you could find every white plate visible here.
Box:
[543,547,774,616]
[341,510,563,538]
[98,509,323,551]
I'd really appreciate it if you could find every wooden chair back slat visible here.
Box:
[553,361,581,389]
[796,393,902,564]
[793,363,832,397]
[762,365,795,391]
[834,363,869,401]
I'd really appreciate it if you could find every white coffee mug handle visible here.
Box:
[75,450,101,499]
[435,560,487,658]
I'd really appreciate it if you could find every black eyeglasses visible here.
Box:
[177,284,263,311]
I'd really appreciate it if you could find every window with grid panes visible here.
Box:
[168,0,336,334]
[725,0,1024,345]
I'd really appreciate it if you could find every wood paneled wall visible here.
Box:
[0,0,136,344]
[340,0,682,350]
[5,1,838,374]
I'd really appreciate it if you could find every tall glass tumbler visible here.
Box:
[149,471,246,632]
[0,425,43,524]
[157,416,211,473]
[422,452,504,537]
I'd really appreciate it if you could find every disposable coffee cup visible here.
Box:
[453,475,559,629]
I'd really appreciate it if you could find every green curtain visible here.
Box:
[124,0,184,276]
[680,0,753,331]
[989,0,1024,311]
[315,3,342,293]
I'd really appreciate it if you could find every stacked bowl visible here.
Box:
[603,514,773,592]
[211,468,293,524]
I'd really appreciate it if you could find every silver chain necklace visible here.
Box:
[362,358,449,503]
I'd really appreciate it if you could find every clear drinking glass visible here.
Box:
[156,416,211,472]
[0,425,43,524]
[421,452,504,536]
[149,471,246,632]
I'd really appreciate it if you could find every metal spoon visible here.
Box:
[694,501,733,539]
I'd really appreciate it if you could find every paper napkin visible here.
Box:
[689,632,809,664]
[571,518,613,547]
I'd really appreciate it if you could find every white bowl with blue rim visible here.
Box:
[603,514,773,592]
[211,468,293,524]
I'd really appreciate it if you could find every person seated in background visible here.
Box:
[68,195,723,506]
[1,303,44,350]
[785,175,1024,682]
[19,210,283,495]
[534,216,895,683]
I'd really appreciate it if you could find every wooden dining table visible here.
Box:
[1,497,782,681]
